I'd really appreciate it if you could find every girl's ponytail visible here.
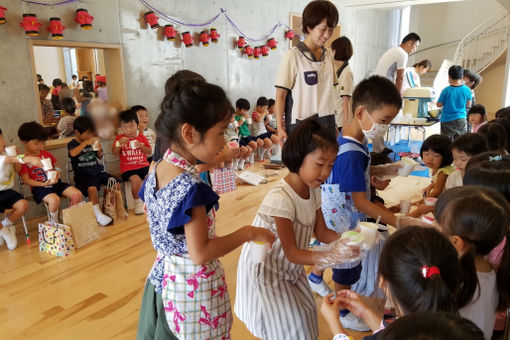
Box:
[496,229,510,311]
[456,245,479,308]
[414,266,458,313]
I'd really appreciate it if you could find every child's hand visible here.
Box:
[133,141,142,149]
[320,294,344,335]
[23,156,43,168]
[336,290,374,322]
[119,137,129,145]
[388,204,401,213]
[86,138,96,146]
[248,226,276,251]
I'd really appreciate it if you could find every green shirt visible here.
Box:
[235,115,251,138]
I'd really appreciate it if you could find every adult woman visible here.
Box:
[402,59,431,93]
[331,36,354,131]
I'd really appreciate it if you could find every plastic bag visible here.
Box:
[312,237,363,270]
[370,163,402,181]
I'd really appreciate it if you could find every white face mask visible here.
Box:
[359,109,388,140]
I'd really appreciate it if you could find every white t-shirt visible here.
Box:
[459,270,498,340]
[374,46,408,82]
[0,155,15,191]
[333,64,354,128]
[275,43,338,125]
[444,169,463,190]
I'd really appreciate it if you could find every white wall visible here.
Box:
[33,46,66,86]
[408,0,504,69]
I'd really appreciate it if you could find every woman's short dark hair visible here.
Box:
[379,226,460,315]
[282,117,338,173]
[331,36,353,62]
[478,121,507,152]
[302,0,339,34]
[420,134,453,168]
[380,312,484,340]
[413,59,431,70]
[156,81,232,147]
[451,133,488,156]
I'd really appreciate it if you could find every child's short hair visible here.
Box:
[451,133,488,156]
[18,121,47,142]
[493,118,510,152]
[448,65,463,80]
[464,151,510,202]
[236,98,250,111]
[156,81,232,147]
[467,104,486,119]
[380,312,484,340]
[119,110,139,125]
[420,134,453,167]
[495,106,510,120]
[401,32,421,44]
[331,36,353,62]
[352,75,402,113]
[72,74,77,79]
[478,121,507,152]
[52,78,63,87]
[61,98,76,115]
[38,84,50,92]
[256,97,268,107]
[268,98,275,107]
[73,116,95,134]
[302,0,338,34]
[379,226,460,314]
[370,148,393,166]
[436,186,510,311]
[131,105,147,113]
[282,117,338,173]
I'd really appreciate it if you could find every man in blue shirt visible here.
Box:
[437,65,472,140]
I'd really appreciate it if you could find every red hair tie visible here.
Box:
[421,265,440,279]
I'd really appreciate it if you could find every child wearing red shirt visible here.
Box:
[18,122,82,223]
[112,110,151,215]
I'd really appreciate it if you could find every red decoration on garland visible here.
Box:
[199,30,210,46]
[243,45,253,58]
[164,24,177,40]
[182,31,193,47]
[210,27,220,43]
[0,6,7,25]
[47,17,66,40]
[253,46,261,59]
[237,36,246,50]
[20,14,42,37]
[144,11,160,29]
[267,38,278,50]
[285,30,295,39]
[75,8,94,30]
[261,45,269,57]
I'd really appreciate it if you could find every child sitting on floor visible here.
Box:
[445,133,488,189]
[112,110,151,215]
[251,97,276,160]
[18,121,82,223]
[0,129,42,250]
[68,116,117,226]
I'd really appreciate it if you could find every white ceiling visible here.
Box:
[338,0,466,9]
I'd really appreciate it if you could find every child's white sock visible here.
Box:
[50,211,59,223]
[2,217,13,227]
[232,158,239,169]
[238,158,245,170]
[134,198,143,205]
[249,153,255,163]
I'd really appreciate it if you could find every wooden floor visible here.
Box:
[0,163,430,339]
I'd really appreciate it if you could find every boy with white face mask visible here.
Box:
[308,76,406,331]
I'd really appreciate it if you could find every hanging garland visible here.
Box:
[20,0,79,5]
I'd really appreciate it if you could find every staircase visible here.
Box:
[453,9,509,74]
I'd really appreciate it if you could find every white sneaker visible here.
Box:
[134,201,145,215]
[307,276,333,297]
[340,312,370,332]
[0,225,17,250]
[95,212,113,226]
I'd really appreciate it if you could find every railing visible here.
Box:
[453,9,509,72]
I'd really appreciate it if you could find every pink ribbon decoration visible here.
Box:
[186,265,215,298]
[198,305,227,329]
[211,276,227,299]
[164,301,186,333]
